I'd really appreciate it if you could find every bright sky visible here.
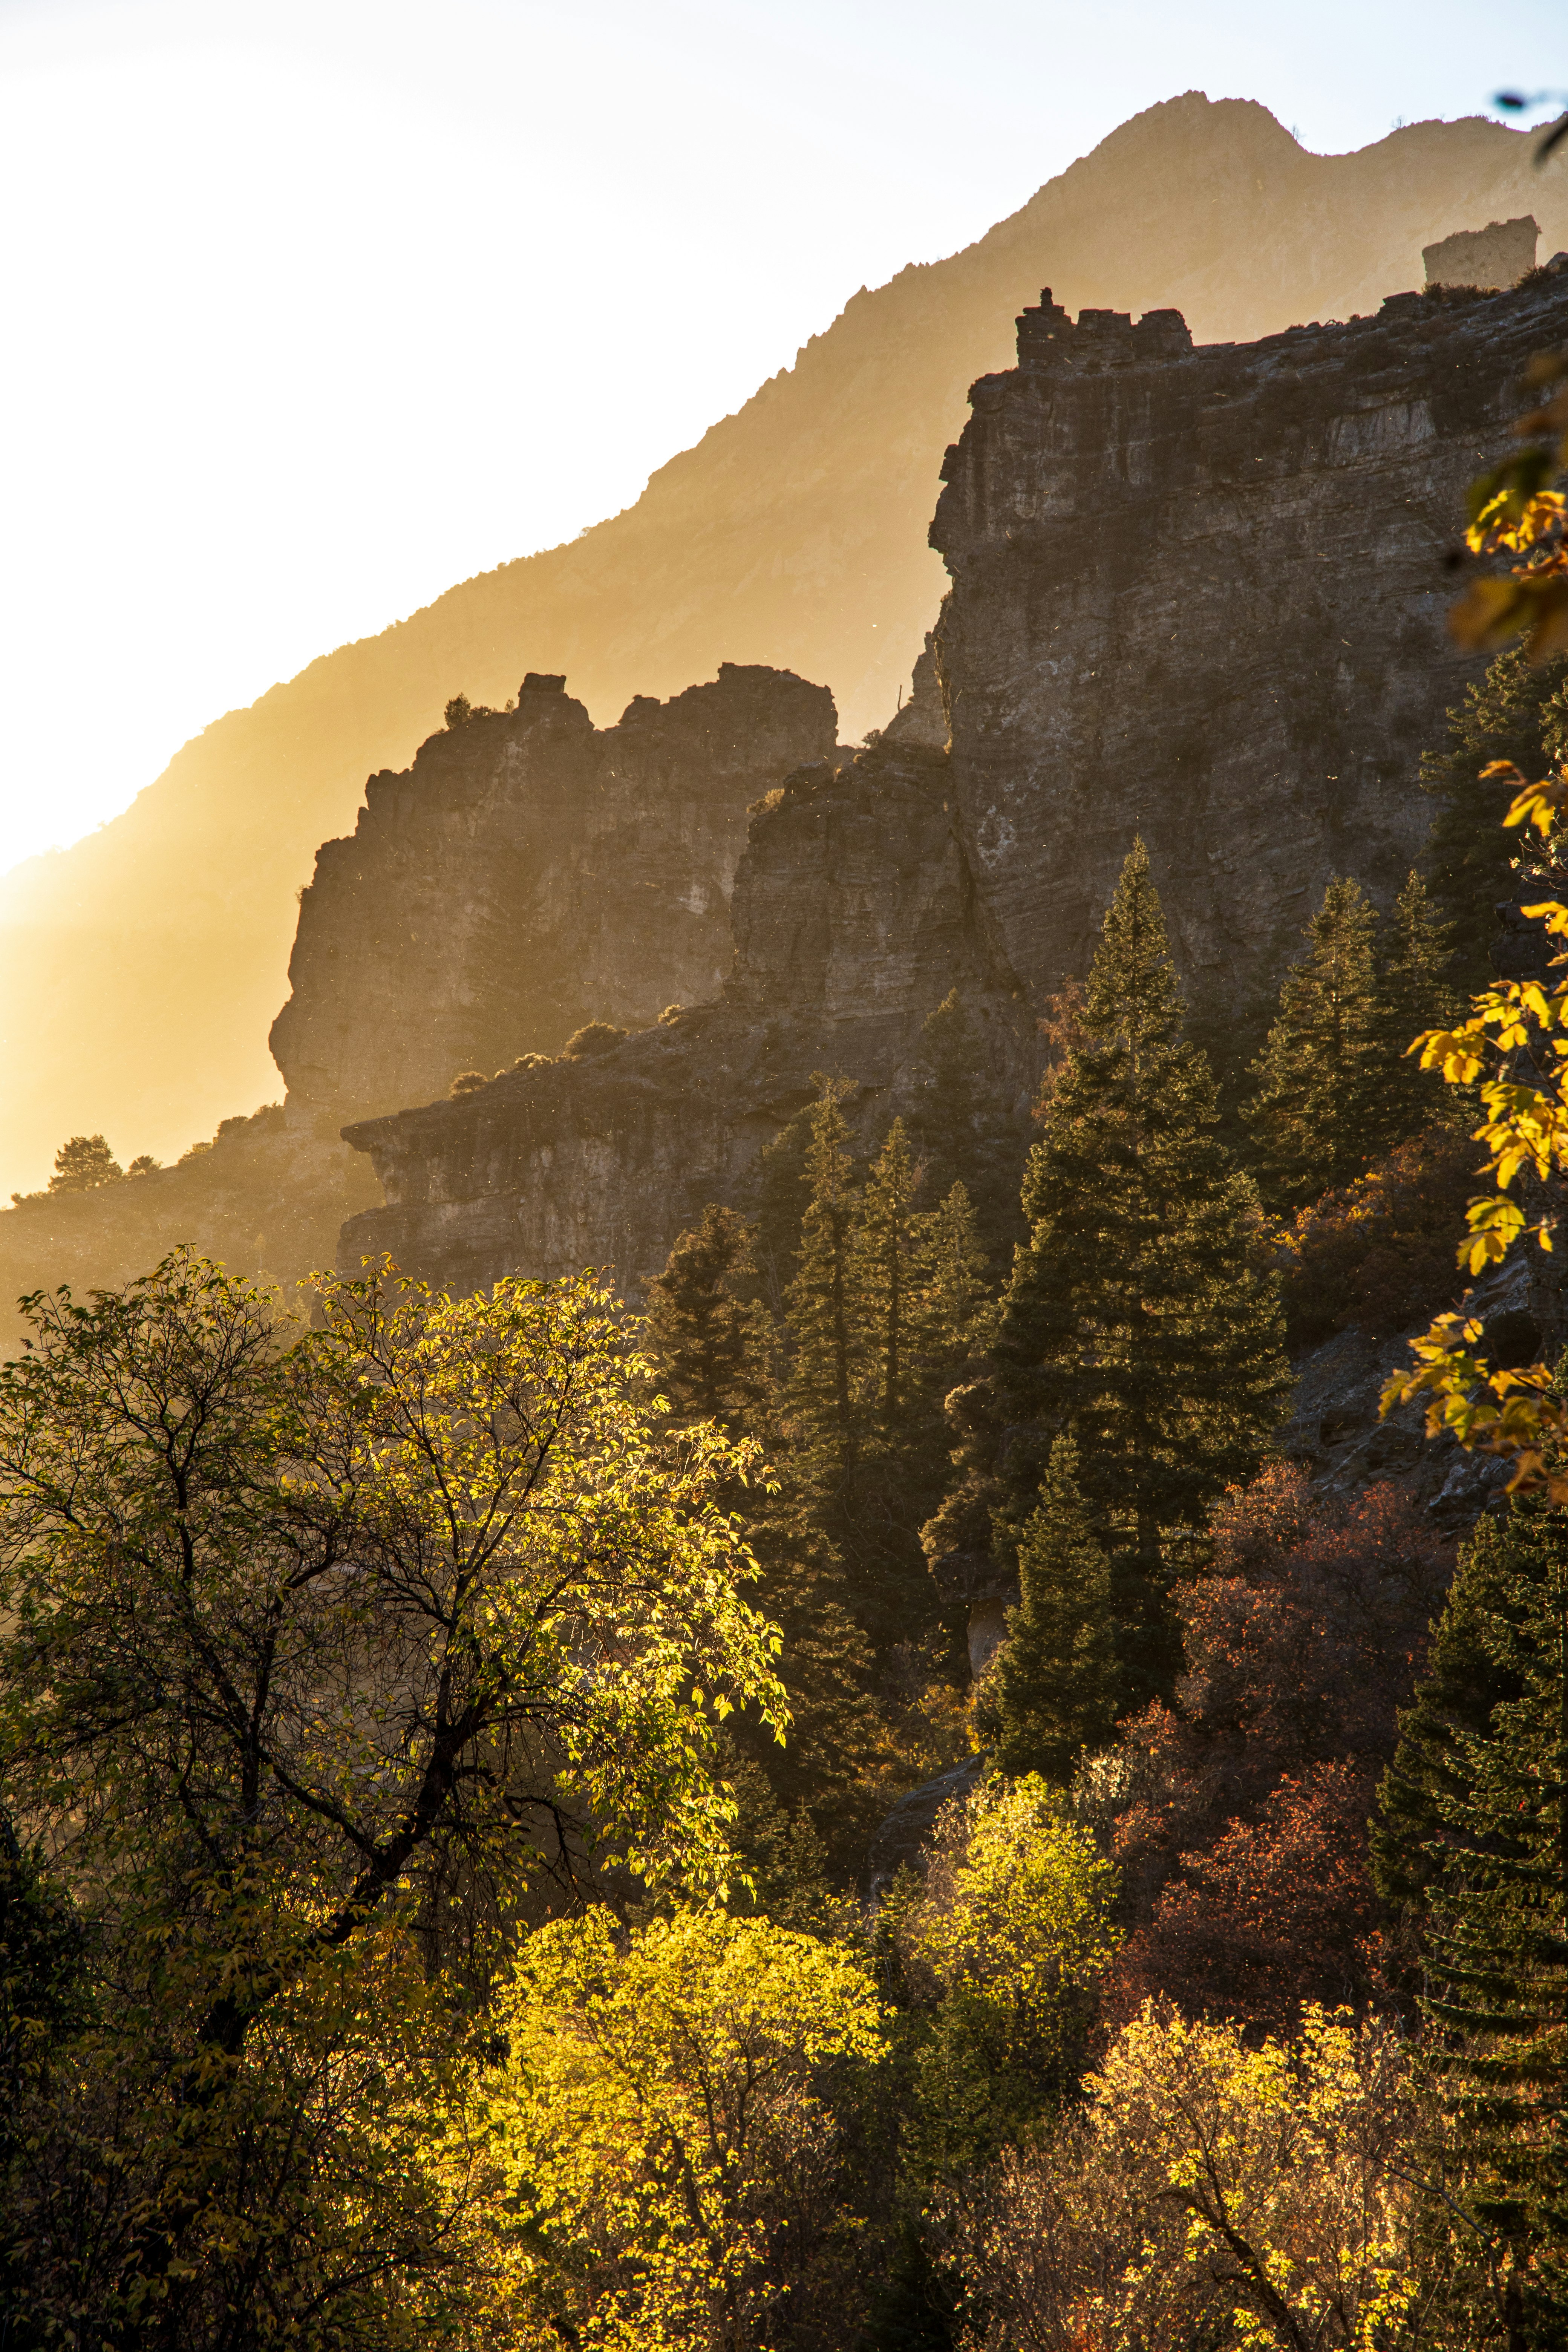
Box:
[0,0,1562,877]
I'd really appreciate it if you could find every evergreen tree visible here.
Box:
[782,1077,865,1487]
[641,1204,770,1436]
[913,1179,994,1367]
[977,1437,1116,1784]
[1244,877,1391,1211]
[1371,1507,1537,1926]
[856,1119,923,1425]
[47,1133,123,1193]
[1376,867,1459,1135]
[992,839,1290,1708]
[1422,645,1568,991]
[1374,1487,1568,2349]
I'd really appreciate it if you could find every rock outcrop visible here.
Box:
[271,665,837,1123]
[339,717,1034,1292]
[933,268,1568,1030]
[8,96,1566,1203]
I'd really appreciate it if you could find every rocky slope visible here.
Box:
[4,96,1562,1197]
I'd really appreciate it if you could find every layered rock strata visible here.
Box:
[271,664,837,1123]
[931,265,1568,1031]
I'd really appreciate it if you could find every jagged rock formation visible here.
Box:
[933,269,1568,1031]
[1424,215,1538,288]
[340,707,1034,1292]
[338,265,1568,1294]
[271,665,836,1122]
[5,95,1565,1200]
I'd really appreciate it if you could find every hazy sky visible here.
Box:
[0,0,1562,877]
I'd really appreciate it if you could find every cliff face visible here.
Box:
[5,95,1561,1200]
[271,665,836,1122]
[934,271,1568,1026]
[337,263,1568,1297]
[340,708,1033,1293]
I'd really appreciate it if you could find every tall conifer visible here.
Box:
[641,1204,770,1436]
[782,1077,864,1486]
[993,839,1289,1706]
[978,1437,1116,1784]
[1245,876,1390,1211]
[1376,1485,1568,2349]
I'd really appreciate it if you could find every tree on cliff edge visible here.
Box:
[992,840,1289,1709]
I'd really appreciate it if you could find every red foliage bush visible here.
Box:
[1105,1762,1381,2034]
[1280,1122,1480,1344]
[1096,1466,1452,2031]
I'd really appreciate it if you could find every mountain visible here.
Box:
[2,92,1561,1197]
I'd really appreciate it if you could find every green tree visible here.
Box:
[1375,1483,1568,2350]
[46,1132,123,1192]
[781,1077,864,1487]
[1377,866,1461,1138]
[888,1773,1117,2181]
[643,1203,771,1437]
[1372,1505,1545,1928]
[482,1905,887,2351]
[1245,876,1391,1211]
[975,1438,1115,1785]
[0,1249,784,2341]
[1421,644,1568,990]
[857,1118,923,1426]
[992,840,1289,1708]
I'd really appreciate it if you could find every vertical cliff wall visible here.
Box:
[933,268,1568,1030]
[271,664,837,1122]
[339,703,1034,1294]
[337,262,1568,1293]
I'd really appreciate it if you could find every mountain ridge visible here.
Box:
[3,92,1561,1195]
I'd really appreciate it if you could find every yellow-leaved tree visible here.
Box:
[479,1905,887,2350]
[0,1249,786,2345]
[1384,344,1568,1490]
[949,2003,1430,2352]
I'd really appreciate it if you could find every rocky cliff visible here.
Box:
[5,95,1563,1200]
[339,680,1034,1292]
[337,265,1568,1291]
[932,271,1568,1029]
[271,665,837,1122]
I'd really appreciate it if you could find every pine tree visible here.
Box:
[782,1077,865,1486]
[1374,1488,1568,2350]
[642,1204,770,1436]
[47,1133,123,1193]
[1422,645,1568,991]
[1244,877,1391,1211]
[992,839,1290,1708]
[913,1179,993,1367]
[977,1437,1116,1784]
[1371,1508,1536,1926]
[1376,867,1459,1128]
[856,1119,923,1425]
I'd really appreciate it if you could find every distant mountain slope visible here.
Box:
[2,92,1560,1196]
